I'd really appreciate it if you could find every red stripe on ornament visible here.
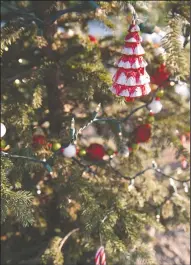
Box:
[124,42,139,51]
[113,68,145,83]
[113,83,148,96]
[118,55,144,65]
[125,32,141,42]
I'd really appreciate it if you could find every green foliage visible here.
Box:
[1,25,25,56]
[120,242,157,265]
[1,157,34,226]
[162,15,189,79]
[0,1,190,265]
[41,237,64,265]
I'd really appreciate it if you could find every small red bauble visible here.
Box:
[151,64,169,86]
[32,135,46,146]
[88,35,97,43]
[125,97,135,102]
[135,124,151,143]
[86,143,106,160]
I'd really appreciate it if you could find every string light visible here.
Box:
[128,179,135,191]
[183,182,189,193]
[37,189,41,195]
[169,178,178,194]
[156,209,160,222]
[152,160,157,169]
[95,103,101,113]
[71,117,75,130]
[14,79,21,85]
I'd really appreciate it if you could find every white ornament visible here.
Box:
[154,47,165,56]
[141,33,153,43]
[62,144,76,158]
[1,123,6,137]
[119,146,130,158]
[174,81,190,98]
[148,98,163,114]
[151,31,166,45]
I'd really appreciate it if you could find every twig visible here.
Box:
[59,228,79,251]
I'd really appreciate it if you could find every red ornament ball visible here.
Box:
[32,135,46,146]
[88,35,98,43]
[86,143,106,161]
[125,97,135,102]
[151,64,169,86]
[135,124,151,143]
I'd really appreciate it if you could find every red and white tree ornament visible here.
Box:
[109,21,151,101]
[95,246,106,265]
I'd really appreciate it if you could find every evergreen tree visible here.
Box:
[1,1,190,265]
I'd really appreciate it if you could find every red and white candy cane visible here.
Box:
[95,246,106,265]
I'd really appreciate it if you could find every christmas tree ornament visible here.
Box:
[95,246,106,265]
[107,149,115,156]
[0,139,7,149]
[86,143,106,161]
[147,97,163,114]
[109,20,151,101]
[151,64,169,86]
[147,112,155,123]
[1,123,6,137]
[156,89,164,98]
[89,35,98,43]
[51,142,61,152]
[141,33,153,43]
[131,143,139,151]
[174,81,190,98]
[32,135,46,146]
[78,149,87,157]
[154,46,165,57]
[151,30,166,46]
[32,127,46,146]
[135,124,151,143]
[150,83,158,91]
[61,144,76,158]
[118,146,130,158]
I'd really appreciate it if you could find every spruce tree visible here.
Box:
[1,1,190,265]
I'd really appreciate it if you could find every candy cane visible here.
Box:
[95,246,106,265]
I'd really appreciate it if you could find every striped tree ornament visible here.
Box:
[95,246,106,265]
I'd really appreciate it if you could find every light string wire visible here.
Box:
[1,78,188,182]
